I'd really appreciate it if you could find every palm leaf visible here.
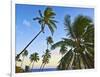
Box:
[44,7,56,18]
[49,20,57,29]
[47,23,55,35]
[38,10,43,17]
[64,15,75,38]
[51,41,64,50]
[63,38,75,47]
[72,15,92,38]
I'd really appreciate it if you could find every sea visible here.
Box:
[30,68,57,72]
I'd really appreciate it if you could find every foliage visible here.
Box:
[52,15,94,70]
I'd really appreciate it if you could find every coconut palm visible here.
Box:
[20,50,28,67]
[16,7,57,59]
[51,15,94,70]
[29,52,39,69]
[40,49,51,71]
[46,36,54,49]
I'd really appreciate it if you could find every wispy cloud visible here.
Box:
[23,19,31,27]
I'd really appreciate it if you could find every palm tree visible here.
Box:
[46,36,53,49]
[20,50,28,68]
[51,15,94,70]
[16,7,57,59]
[40,49,51,71]
[29,52,39,69]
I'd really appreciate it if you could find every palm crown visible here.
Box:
[16,7,57,59]
[30,52,39,62]
[42,49,51,64]
[22,50,28,57]
[33,7,57,35]
[51,15,94,70]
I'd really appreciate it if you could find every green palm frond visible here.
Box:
[72,15,92,38]
[46,36,53,45]
[22,50,28,56]
[58,49,73,70]
[30,52,39,62]
[64,15,75,38]
[60,45,67,55]
[82,24,94,43]
[49,20,57,29]
[53,15,94,70]
[33,7,57,35]
[38,10,43,17]
[51,41,65,50]
[47,22,55,35]
[42,49,51,64]
[44,7,56,18]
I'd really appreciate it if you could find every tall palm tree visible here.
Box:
[29,52,39,69]
[40,49,51,71]
[51,15,94,70]
[20,50,28,67]
[16,7,57,59]
[46,36,53,49]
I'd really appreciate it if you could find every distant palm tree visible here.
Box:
[20,50,28,67]
[40,49,51,71]
[51,15,94,70]
[29,52,39,69]
[16,7,57,59]
[46,36,53,49]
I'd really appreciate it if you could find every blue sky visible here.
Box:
[16,4,94,57]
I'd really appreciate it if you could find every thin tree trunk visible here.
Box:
[16,30,43,59]
[42,63,46,71]
[40,63,43,71]
[32,61,34,69]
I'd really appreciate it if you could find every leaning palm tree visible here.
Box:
[20,50,28,68]
[16,7,57,59]
[29,52,39,69]
[46,36,54,49]
[51,15,94,70]
[40,49,51,71]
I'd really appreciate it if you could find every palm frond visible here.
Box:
[51,41,64,50]
[38,10,43,17]
[58,49,73,70]
[44,7,56,18]
[63,38,75,47]
[49,20,57,29]
[72,15,92,38]
[47,23,55,35]
[64,15,75,38]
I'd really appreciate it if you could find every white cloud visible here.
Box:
[23,19,31,27]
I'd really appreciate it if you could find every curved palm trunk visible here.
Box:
[41,63,46,71]
[40,63,44,71]
[32,61,35,69]
[16,30,43,59]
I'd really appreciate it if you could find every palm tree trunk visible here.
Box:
[16,30,43,59]
[40,63,43,71]
[42,63,46,71]
[32,61,34,69]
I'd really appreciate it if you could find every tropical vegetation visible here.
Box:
[51,15,94,70]
[40,49,51,71]
[29,52,39,69]
[15,6,94,73]
[16,7,57,59]
[20,50,28,67]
